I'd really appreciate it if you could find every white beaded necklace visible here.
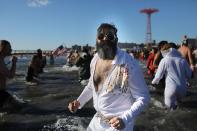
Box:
[106,64,129,93]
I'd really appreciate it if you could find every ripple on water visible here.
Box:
[42,116,91,131]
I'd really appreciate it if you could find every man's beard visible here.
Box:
[96,41,117,60]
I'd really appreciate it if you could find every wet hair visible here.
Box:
[37,49,42,53]
[97,23,118,37]
[158,41,168,50]
[169,42,178,49]
[161,43,172,51]
[82,47,89,54]
[0,40,11,53]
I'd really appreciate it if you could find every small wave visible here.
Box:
[42,116,91,131]
[0,112,7,117]
[44,67,64,73]
[62,65,79,72]
[12,94,31,103]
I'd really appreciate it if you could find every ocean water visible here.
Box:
[1,56,197,131]
[5,55,67,74]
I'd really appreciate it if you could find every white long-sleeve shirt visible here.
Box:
[152,48,192,90]
[77,48,150,127]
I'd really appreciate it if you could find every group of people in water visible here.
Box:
[145,37,196,111]
[146,37,196,80]
[0,23,196,131]
[67,47,93,82]
[0,41,48,109]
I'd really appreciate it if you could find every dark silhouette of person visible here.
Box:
[0,40,17,107]
[26,49,43,82]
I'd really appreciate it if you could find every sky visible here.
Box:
[0,0,197,50]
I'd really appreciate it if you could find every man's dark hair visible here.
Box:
[0,40,11,53]
[169,42,178,49]
[37,49,42,53]
[158,40,168,50]
[97,23,118,36]
[0,40,10,45]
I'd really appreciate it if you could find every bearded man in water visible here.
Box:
[68,23,150,131]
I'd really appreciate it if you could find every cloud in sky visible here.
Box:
[27,0,50,7]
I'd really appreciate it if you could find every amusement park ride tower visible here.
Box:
[140,8,159,44]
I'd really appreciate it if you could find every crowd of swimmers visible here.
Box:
[66,47,94,82]
[0,35,197,110]
[66,37,197,111]
[142,37,196,110]
[145,38,196,80]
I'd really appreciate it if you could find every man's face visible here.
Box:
[96,27,117,60]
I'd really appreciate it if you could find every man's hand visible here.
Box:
[190,64,194,72]
[109,117,125,130]
[68,100,80,113]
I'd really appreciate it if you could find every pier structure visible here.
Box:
[12,50,52,56]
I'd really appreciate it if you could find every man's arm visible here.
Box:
[77,80,93,109]
[153,52,161,68]
[188,48,194,71]
[76,55,97,109]
[67,77,93,113]
[0,56,17,78]
[183,59,192,79]
[68,55,98,113]
[152,59,166,84]
[146,54,151,68]
[120,59,150,126]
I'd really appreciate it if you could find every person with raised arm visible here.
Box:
[0,40,17,107]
